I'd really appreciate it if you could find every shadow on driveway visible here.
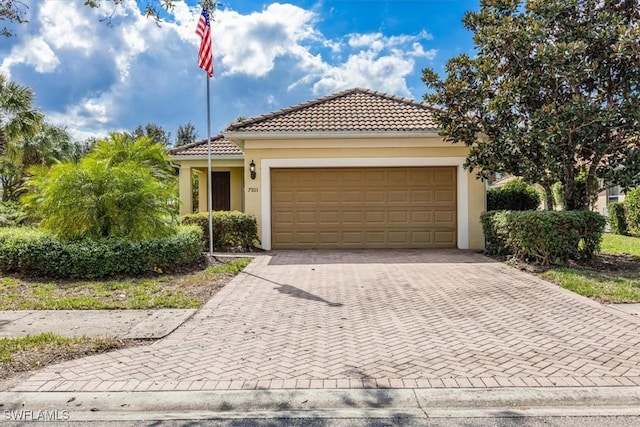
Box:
[242,270,343,307]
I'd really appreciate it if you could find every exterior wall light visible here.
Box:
[249,160,256,180]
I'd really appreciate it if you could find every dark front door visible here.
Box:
[212,172,231,211]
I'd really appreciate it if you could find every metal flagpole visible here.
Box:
[206,75,214,255]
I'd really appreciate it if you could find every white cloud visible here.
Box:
[348,33,385,52]
[46,94,114,140]
[0,37,60,77]
[38,0,97,52]
[213,3,318,77]
[311,50,416,96]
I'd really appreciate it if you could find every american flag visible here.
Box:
[196,8,213,77]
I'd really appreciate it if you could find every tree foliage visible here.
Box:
[423,0,640,211]
[175,122,198,147]
[1,123,76,201]
[0,73,42,156]
[22,133,178,241]
[132,122,171,147]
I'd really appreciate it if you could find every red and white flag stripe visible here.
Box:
[196,8,213,78]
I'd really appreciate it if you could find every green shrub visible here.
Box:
[626,188,640,236]
[480,211,510,255]
[481,210,605,264]
[22,133,178,241]
[0,202,28,227]
[182,211,260,251]
[0,225,202,279]
[607,202,628,236]
[487,179,541,211]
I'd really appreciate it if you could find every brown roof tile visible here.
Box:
[226,88,438,133]
[169,135,243,156]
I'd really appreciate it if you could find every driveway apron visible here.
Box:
[14,250,640,392]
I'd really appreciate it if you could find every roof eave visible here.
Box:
[169,154,245,161]
[224,130,441,142]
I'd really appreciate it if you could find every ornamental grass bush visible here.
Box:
[182,211,259,252]
[0,225,202,279]
[481,210,605,265]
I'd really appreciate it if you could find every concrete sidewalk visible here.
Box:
[1,387,640,422]
[0,309,197,339]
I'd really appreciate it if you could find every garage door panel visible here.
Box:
[343,211,364,223]
[435,231,456,245]
[296,211,316,224]
[318,211,339,224]
[435,190,455,202]
[365,231,386,244]
[365,211,386,223]
[410,210,431,224]
[343,191,363,203]
[343,231,364,244]
[271,167,457,249]
[434,168,456,182]
[388,211,408,224]
[389,190,409,202]
[411,231,432,245]
[389,231,409,243]
[434,210,456,224]
[365,191,386,202]
[411,190,432,202]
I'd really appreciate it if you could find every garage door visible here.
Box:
[271,167,457,249]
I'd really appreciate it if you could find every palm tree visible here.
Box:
[1,123,74,201]
[0,74,43,156]
[88,132,175,181]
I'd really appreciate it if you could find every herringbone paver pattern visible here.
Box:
[14,250,640,392]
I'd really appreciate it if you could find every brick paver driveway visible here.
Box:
[15,250,640,392]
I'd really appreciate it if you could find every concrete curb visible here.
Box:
[2,387,640,421]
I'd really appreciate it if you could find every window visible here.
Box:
[607,186,620,203]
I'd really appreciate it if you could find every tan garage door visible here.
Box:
[271,167,457,249]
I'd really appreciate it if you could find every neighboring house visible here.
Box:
[594,185,626,217]
[169,88,485,250]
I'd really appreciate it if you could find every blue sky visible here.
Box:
[0,0,478,143]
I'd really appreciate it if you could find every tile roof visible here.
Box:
[226,88,438,133]
[169,134,243,156]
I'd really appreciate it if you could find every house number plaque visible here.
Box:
[248,188,259,193]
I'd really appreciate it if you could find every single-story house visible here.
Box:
[169,88,486,250]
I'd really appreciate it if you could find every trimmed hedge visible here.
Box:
[481,210,605,265]
[487,179,541,211]
[626,188,640,236]
[182,211,259,252]
[0,225,203,279]
[607,202,628,235]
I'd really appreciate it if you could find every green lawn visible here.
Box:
[601,233,640,256]
[0,333,134,378]
[0,258,251,310]
[540,233,640,303]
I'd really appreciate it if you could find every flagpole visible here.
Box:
[206,74,214,255]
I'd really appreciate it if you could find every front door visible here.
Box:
[212,172,231,211]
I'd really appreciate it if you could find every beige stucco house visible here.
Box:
[170,88,486,250]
